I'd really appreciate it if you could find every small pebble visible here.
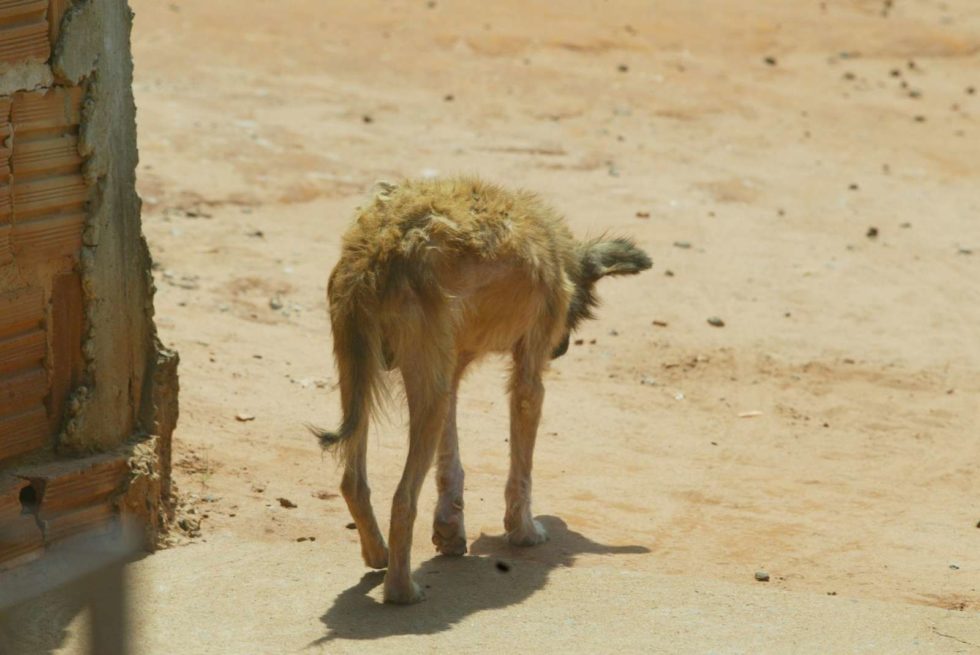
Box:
[707,316,725,327]
[755,571,770,582]
[673,241,692,249]
[664,269,675,277]
[235,412,255,422]
[345,522,357,530]
[617,64,629,73]
[277,497,297,509]
[949,564,959,570]
[573,338,584,345]
[866,226,879,238]
[495,560,511,572]
[635,211,650,218]
[764,56,777,66]
[652,320,668,327]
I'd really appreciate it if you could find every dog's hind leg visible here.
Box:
[504,341,549,546]
[432,357,472,556]
[384,349,454,604]
[340,438,388,569]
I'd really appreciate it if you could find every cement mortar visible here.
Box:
[50,0,178,454]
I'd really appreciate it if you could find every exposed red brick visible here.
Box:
[0,327,44,375]
[0,366,46,416]
[0,406,47,462]
[0,475,44,569]
[17,454,129,518]
[48,272,83,432]
[0,0,49,66]
[10,211,84,260]
[0,286,43,337]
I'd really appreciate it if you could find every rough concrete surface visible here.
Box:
[55,0,178,454]
[0,0,176,573]
[9,0,980,653]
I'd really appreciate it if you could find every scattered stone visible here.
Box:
[345,522,357,530]
[827,591,837,596]
[277,497,297,509]
[913,115,926,123]
[707,316,725,327]
[269,294,284,310]
[361,114,374,124]
[640,376,657,386]
[764,56,778,66]
[235,412,256,422]
[652,320,668,327]
[635,210,650,219]
[588,338,597,345]
[842,71,856,81]
[899,222,911,228]
[866,226,879,238]
[664,269,675,277]
[967,86,976,95]
[738,411,763,418]
[617,64,629,73]
[949,564,960,570]
[908,89,922,99]
[443,93,454,102]
[849,183,859,191]
[495,560,511,572]
[673,241,692,249]
[609,329,619,336]
[755,571,770,582]
[890,69,901,77]
[573,338,584,345]
[313,490,337,500]
[958,247,973,255]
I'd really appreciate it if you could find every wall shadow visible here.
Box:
[314,515,650,644]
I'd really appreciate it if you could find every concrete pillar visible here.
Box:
[0,0,177,569]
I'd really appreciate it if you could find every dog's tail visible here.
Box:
[309,275,386,465]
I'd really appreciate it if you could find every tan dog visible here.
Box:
[312,177,651,603]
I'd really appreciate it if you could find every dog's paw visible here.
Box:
[507,518,548,547]
[383,577,426,604]
[432,517,468,556]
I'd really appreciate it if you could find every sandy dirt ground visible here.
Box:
[8,0,980,652]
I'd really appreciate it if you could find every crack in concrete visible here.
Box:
[930,626,980,651]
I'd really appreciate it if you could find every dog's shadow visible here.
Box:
[314,515,649,643]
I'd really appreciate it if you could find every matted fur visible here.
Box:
[312,176,651,603]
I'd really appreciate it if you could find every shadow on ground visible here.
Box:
[315,515,650,643]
